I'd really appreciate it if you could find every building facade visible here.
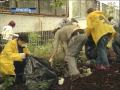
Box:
[0,0,97,33]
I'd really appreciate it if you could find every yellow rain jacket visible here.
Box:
[0,39,30,76]
[86,11,116,45]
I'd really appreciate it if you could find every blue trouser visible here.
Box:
[96,34,111,66]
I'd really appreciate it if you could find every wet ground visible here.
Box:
[51,63,120,90]
[10,63,120,90]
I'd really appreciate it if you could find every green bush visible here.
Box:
[0,76,15,90]
[28,41,53,59]
[28,32,53,59]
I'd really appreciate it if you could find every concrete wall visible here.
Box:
[0,14,87,34]
[0,14,63,33]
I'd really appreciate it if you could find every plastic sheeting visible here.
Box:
[24,56,57,90]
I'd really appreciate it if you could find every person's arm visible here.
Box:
[99,15,110,24]
[23,47,30,55]
[49,32,60,63]
[12,33,19,39]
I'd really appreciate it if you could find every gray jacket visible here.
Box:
[53,25,85,55]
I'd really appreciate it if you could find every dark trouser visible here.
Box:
[14,59,26,84]
[96,34,111,66]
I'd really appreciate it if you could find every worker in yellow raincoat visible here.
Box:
[86,8,116,70]
[0,33,30,87]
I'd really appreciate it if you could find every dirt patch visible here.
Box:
[9,63,120,90]
[51,63,120,90]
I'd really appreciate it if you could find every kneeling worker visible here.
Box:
[0,33,30,88]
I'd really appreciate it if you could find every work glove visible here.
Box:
[20,53,26,59]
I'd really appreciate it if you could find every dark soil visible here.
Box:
[9,63,120,90]
[51,63,120,90]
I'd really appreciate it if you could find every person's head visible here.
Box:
[17,33,29,47]
[87,8,95,14]
[62,18,68,23]
[108,16,114,22]
[8,20,16,28]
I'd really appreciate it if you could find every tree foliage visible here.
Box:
[103,2,117,18]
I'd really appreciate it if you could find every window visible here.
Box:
[81,0,86,17]
[0,0,68,16]
[0,0,9,12]
[72,1,81,17]
[38,0,55,15]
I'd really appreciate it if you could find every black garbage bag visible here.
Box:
[24,56,57,90]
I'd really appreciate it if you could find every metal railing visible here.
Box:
[28,31,54,46]
[0,31,54,46]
